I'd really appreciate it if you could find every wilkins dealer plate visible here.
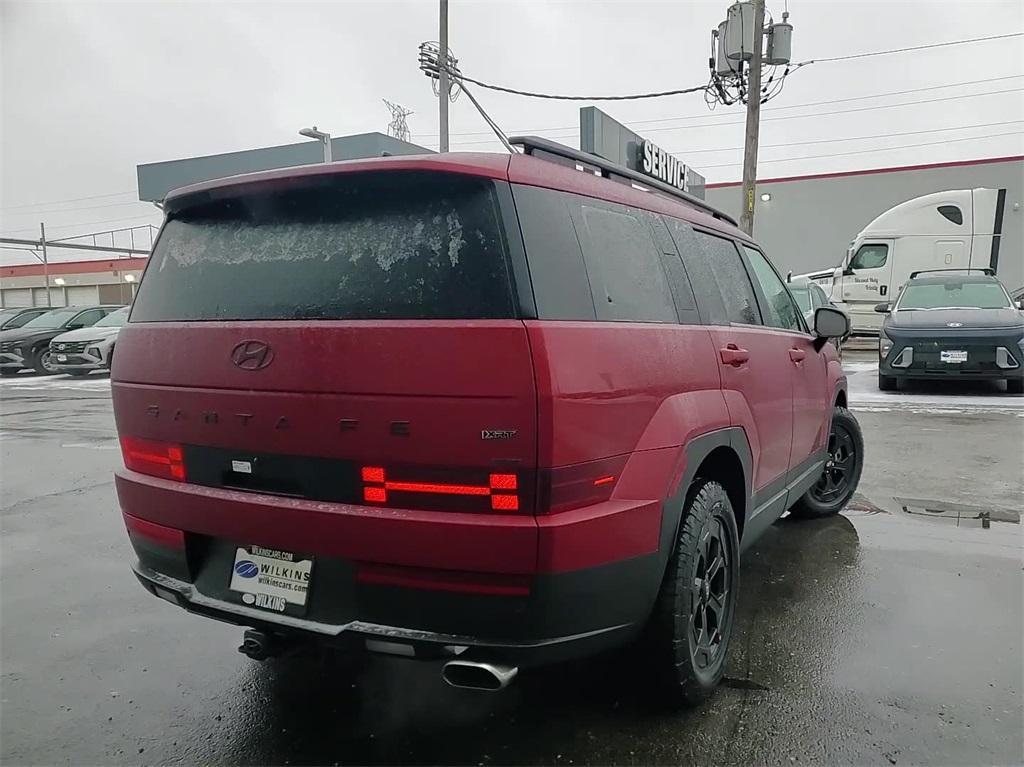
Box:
[940,350,968,364]
[229,546,312,613]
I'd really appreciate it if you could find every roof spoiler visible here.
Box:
[909,267,995,279]
[508,135,738,228]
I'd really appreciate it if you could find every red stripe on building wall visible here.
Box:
[705,155,1024,190]
[0,257,149,279]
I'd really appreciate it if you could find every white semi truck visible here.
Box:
[802,188,1015,335]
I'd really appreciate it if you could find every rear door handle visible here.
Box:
[789,348,806,363]
[720,345,750,367]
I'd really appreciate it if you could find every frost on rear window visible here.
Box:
[161,206,466,275]
[133,173,513,322]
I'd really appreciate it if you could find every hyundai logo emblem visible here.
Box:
[946,322,964,328]
[231,340,274,370]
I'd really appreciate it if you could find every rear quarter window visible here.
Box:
[572,202,677,323]
[131,172,515,321]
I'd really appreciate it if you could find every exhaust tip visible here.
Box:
[442,660,518,691]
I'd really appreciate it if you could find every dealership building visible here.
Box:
[2,122,1020,308]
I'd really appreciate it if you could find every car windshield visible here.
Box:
[897,281,1011,310]
[94,307,129,327]
[21,308,81,328]
[788,285,812,313]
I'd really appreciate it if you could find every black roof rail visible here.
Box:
[508,135,738,228]
[908,267,996,279]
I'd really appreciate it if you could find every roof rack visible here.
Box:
[508,135,738,228]
[908,267,996,279]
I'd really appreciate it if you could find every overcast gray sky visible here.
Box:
[1,0,1022,264]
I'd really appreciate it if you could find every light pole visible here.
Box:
[299,126,333,163]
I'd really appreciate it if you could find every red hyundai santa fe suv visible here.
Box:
[113,137,862,704]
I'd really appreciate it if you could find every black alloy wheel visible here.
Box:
[810,421,857,504]
[791,406,864,518]
[645,480,739,706]
[689,515,732,674]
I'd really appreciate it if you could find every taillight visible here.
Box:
[120,436,186,482]
[361,466,521,512]
[538,455,629,514]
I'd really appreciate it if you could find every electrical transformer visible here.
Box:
[724,1,756,61]
[765,21,793,65]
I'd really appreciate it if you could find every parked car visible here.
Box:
[0,307,50,331]
[876,269,1024,393]
[0,305,121,375]
[786,277,833,328]
[50,306,130,376]
[113,138,861,706]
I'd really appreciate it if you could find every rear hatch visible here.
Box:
[114,166,538,524]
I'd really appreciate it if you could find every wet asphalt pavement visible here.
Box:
[1,356,1021,766]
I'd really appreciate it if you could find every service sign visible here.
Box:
[641,139,695,193]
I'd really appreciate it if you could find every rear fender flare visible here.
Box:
[657,427,752,572]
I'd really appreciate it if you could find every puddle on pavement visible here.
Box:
[847,492,1020,529]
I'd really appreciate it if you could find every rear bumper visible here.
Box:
[131,561,641,666]
[116,470,664,666]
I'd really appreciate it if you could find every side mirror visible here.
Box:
[813,307,850,347]
[874,302,891,314]
[1016,300,1023,310]
[65,322,84,330]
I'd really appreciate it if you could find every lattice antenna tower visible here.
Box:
[383,100,414,143]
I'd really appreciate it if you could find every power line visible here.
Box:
[794,32,1024,66]
[448,87,1024,147]
[700,130,1022,169]
[0,213,161,237]
[432,74,1023,139]
[670,120,1024,155]
[435,32,1022,106]
[0,190,136,212]
[446,67,710,101]
[0,199,155,218]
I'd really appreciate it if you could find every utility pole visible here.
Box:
[40,223,52,307]
[438,0,450,152]
[739,0,765,236]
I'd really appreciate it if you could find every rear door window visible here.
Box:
[131,172,515,321]
[692,231,761,326]
[573,202,678,323]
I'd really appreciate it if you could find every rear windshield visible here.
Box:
[897,281,1011,310]
[131,172,515,321]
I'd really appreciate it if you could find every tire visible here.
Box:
[790,406,864,518]
[877,373,897,391]
[1007,379,1024,395]
[645,480,740,706]
[31,347,58,375]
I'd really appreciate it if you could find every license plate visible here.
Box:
[940,350,968,364]
[229,546,312,612]
[56,354,67,362]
